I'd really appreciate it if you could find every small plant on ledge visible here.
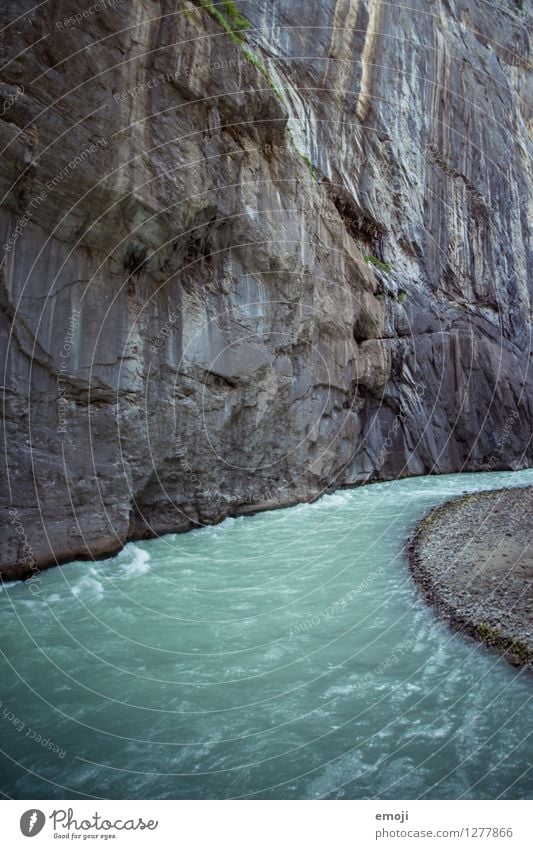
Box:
[199,1,286,103]
[241,47,285,103]
[363,254,392,273]
[200,0,251,44]
[297,151,318,180]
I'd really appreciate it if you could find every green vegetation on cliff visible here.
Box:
[200,0,250,44]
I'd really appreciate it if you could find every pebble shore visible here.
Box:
[407,486,533,669]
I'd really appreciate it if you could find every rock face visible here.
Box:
[1,0,532,577]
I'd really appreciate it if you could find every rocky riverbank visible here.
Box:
[408,486,533,669]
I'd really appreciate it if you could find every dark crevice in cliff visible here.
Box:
[322,178,387,259]
[204,370,238,390]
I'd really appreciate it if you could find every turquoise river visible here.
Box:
[1,470,532,799]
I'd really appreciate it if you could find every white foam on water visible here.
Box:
[307,751,370,798]
[45,593,63,604]
[322,682,359,699]
[302,491,354,511]
[71,567,105,599]
[126,546,151,575]
[116,544,151,576]
[322,491,354,507]
[196,515,240,538]
[0,579,24,593]
[289,502,313,516]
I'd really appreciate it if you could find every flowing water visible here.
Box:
[1,470,532,800]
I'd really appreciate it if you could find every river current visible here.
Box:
[1,470,532,799]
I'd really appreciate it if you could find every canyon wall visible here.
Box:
[1,0,532,577]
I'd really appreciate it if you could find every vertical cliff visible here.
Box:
[1,0,532,577]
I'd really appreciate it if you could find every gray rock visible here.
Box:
[0,0,532,577]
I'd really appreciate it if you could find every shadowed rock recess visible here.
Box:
[1,0,532,577]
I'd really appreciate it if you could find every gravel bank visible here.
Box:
[407,486,533,669]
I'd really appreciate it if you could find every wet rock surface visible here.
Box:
[0,1,532,576]
[408,486,533,669]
